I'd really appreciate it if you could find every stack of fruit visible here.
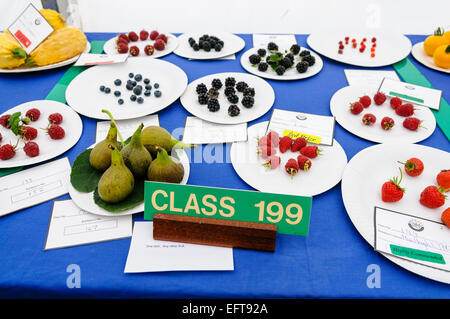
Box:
[188,35,224,52]
[423,27,450,69]
[0,9,87,69]
[115,29,168,56]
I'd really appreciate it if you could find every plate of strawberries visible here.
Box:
[230,121,348,196]
[341,142,450,283]
[0,100,83,168]
[330,85,436,144]
[103,30,178,58]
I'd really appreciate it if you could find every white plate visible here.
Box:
[103,33,178,58]
[0,42,91,73]
[230,121,348,196]
[69,148,190,217]
[0,100,83,168]
[307,32,411,67]
[341,143,450,284]
[240,48,323,81]
[330,85,436,143]
[66,58,188,120]
[180,72,275,125]
[174,32,245,60]
[411,42,450,74]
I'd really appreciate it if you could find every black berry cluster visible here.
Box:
[189,35,224,52]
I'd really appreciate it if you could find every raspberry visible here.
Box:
[156,34,168,44]
[48,113,63,125]
[47,124,65,140]
[359,95,371,108]
[139,30,149,41]
[267,131,280,147]
[381,117,395,130]
[374,92,386,105]
[262,155,281,170]
[149,30,159,40]
[0,114,11,128]
[128,31,138,42]
[0,143,16,160]
[403,117,423,131]
[116,42,128,54]
[300,145,321,159]
[297,155,312,171]
[279,136,292,153]
[25,108,40,121]
[291,137,307,152]
[20,126,38,140]
[129,46,140,56]
[144,45,154,56]
[154,39,165,51]
[285,159,299,178]
[362,113,376,125]
[23,141,39,157]
[350,102,364,115]
[395,103,415,117]
[390,97,402,109]
[0,132,1,143]
[117,33,130,43]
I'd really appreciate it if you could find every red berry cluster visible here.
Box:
[116,30,168,56]
[338,36,377,57]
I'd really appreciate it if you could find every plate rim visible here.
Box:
[411,41,450,74]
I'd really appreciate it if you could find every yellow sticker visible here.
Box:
[282,130,322,144]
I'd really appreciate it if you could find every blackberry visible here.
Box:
[290,44,301,55]
[258,62,268,72]
[236,81,248,92]
[198,41,204,49]
[208,87,219,99]
[280,57,293,68]
[243,87,255,97]
[299,50,311,57]
[196,83,208,95]
[296,61,309,73]
[242,96,255,108]
[225,77,236,87]
[214,44,223,52]
[207,98,220,112]
[224,86,235,97]
[267,42,278,51]
[211,78,223,89]
[218,40,224,47]
[285,53,295,63]
[257,48,266,57]
[193,43,200,51]
[198,93,209,105]
[202,42,211,52]
[114,79,121,86]
[188,37,195,47]
[302,54,315,66]
[249,54,261,65]
[227,94,239,104]
[275,65,286,75]
[228,105,240,117]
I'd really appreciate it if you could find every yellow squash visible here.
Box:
[433,44,450,69]
[0,33,27,69]
[424,27,447,57]
[26,26,87,67]
[444,30,450,44]
[40,9,66,30]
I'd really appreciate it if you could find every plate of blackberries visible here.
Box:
[180,72,275,124]
[174,32,245,60]
[240,42,323,80]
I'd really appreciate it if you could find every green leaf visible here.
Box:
[93,178,145,212]
[70,149,103,193]
[9,112,21,136]
[270,62,279,71]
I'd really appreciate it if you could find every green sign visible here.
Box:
[390,245,445,265]
[389,91,424,104]
[144,181,312,236]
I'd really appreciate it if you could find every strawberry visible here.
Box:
[0,114,11,128]
[144,45,154,56]
[262,155,281,170]
[117,42,128,54]
[19,126,38,140]
[441,207,450,228]
[362,113,376,125]
[420,186,446,209]
[25,108,40,121]
[297,155,312,171]
[350,102,363,115]
[47,124,65,140]
[0,142,18,160]
[23,141,39,157]
[150,30,159,40]
[279,136,292,153]
[48,113,63,125]
[156,34,168,44]
[129,46,140,56]
[398,157,424,177]
[300,145,321,159]
[359,95,371,108]
[395,103,415,117]
[381,117,394,130]
[291,137,307,152]
[390,97,402,109]
[374,92,386,105]
[403,117,425,131]
[285,158,299,178]
[128,31,139,42]
[154,39,166,51]
[437,170,450,191]
[139,30,149,41]
[257,144,276,159]
[267,131,279,147]
[381,169,405,202]
[117,33,130,43]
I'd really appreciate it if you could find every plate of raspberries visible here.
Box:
[174,32,245,60]
[0,100,82,168]
[230,121,348,196]
[330,85,436,144]
[240,43,323,80]
[341,142,450,283]
[180,72,275,124]
[103,30,178,58]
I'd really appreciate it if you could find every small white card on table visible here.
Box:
[344,69,400,90]
[74,53,129,66]
[182,117,247,144]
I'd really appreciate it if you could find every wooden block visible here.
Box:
[153,213,277,252]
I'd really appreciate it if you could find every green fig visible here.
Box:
[141,126,195,157]
[98,146,135,204]
[89,121,121,171]
[120,123,152,177]
[147,146,185,183]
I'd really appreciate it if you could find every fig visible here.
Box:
[141,126,194,156]
[120,123,152,177]
[89,121,121,171]
[147,146,184,183]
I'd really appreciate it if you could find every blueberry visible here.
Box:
[154,90,162,97]
[154,83,160,89]
[145,84,152,90]
[99,85,105,92]
[130,95,137,101]
[133,87,142,95]
[144,78,150,84]
[134,74,142,81]
[129,73,134,78]
[137,97,144,104]
[126,83,133,90]
[135,85,143,90]
[104,87,111,94]
[118,98,124,105]
[114,79,121,86]
[131,81,137,86]
[114,91,121,97]
[144,90,151,96]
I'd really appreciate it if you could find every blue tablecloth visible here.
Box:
[0,33,449,299]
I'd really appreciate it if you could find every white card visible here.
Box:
[182,117,247,144]
[74,53,129,66]
[378,78,442,110]
[267,109,335,146]
[44,199,132,250]
[95,115,160,143]
[0,157,71,217]
[344,69,400,90]
[124,221,234,273]
[253,34,297,51]
[374,207,450,272]
[7,3,54,54]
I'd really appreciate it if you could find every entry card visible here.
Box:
[344,69,400,89]
[95,115,160,143]
[253,34,297,51]
[74,53,129,66]
[374,207,450,272]
[8,3,54,54]
[0,157,71,217]
[378,78,442,110]
[182,117,247,144]
[266,109,335,146]
[44,199,132,250]
[124,221,234,273]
